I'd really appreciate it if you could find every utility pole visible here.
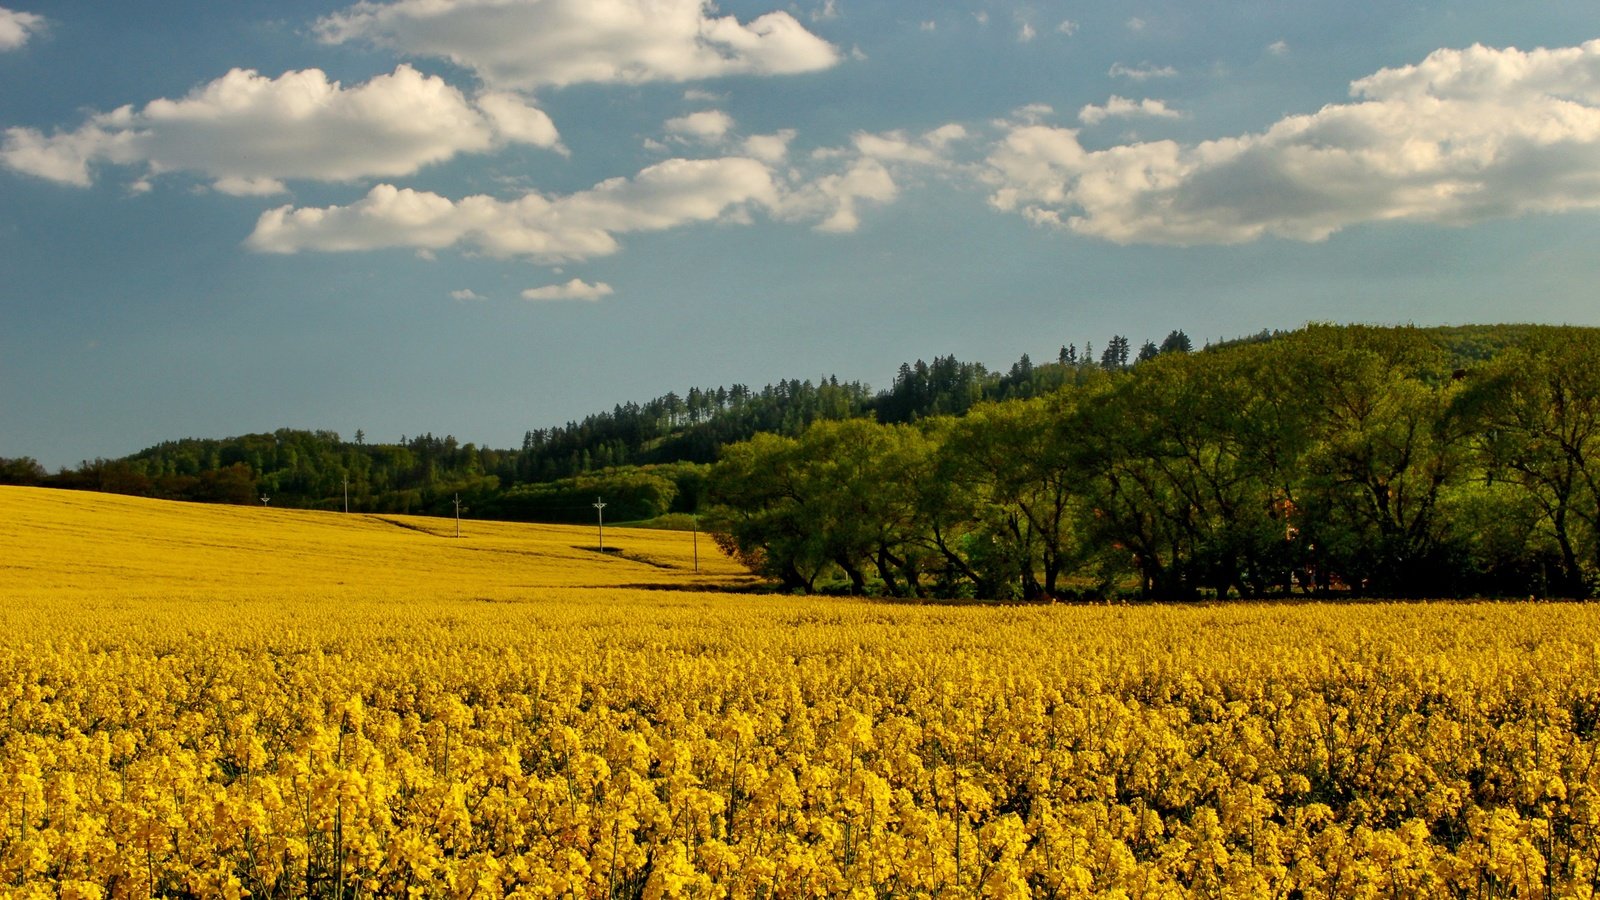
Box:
[343,475,349,514]
[692,513,699,573]
[594,497,607,552]
[453,493,465,538]
[260,494,270,506]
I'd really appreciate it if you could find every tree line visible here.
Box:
[0,333,1192,516]
[706,325,1600,600]
[8,322,1598,599]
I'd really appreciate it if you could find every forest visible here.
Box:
[0,330,1189,514]
[710,325,1600,600]
[6,323,1599,599]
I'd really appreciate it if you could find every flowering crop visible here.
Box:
[3,487,1600,897]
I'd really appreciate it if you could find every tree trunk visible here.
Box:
[836,553,867,595]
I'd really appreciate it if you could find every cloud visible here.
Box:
[476,91,562,150]
[247,156,781,261]
[849,131,946,166]
[779,157,897,233]
[810,0,838,23]
[1078,96,1183,126]
[1,125,116,187]
[247,119,965,257]
[743,129,796,163]
[214,177,290,197]
[985,40,1600,245]
[1109,62,1177,81]
[810,125,963,165]
[1017,23,1035,43]
[924,123,970,150]
[522,278,614,301]
[781,124,964,231]
[1126,17,1146,32]
[1005,104,1054,126]
[316,0,840,91]
[451,288,486,301]
[0,6,42,51]
[1058,20,1078,36]
[665,109,735,143]
[2,65,560,191]
[1268,40,1289,57]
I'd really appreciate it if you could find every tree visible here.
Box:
[795,419,926,595]
[1073,346,1307,599]
[706,433,826,592]
[1288,327,1474,596]
[1101,335,1130,371]
[1458,330,1600,596]
[190,463,259,505]
[0,457,46,485]
[937,396,1091,598]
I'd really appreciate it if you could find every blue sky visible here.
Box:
[3,1,1598,469]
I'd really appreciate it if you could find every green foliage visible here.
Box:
[27,322,1600,601]
[706,323,1600,601]
[0,456,47,486]
[483,465,686,524]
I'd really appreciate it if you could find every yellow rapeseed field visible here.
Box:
[3,485,1600,898]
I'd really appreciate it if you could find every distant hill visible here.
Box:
[0,485,747,603]
[2,322,1593,521]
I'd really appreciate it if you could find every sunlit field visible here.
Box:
[0,486,751,602]
[4,486,1600,898]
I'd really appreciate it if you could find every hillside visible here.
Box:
[0,486,751,602]
[4,324,1592,523]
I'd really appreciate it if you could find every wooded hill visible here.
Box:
[7,323,1599,599]
[709,324,1600,600]
[1,331,1197,516]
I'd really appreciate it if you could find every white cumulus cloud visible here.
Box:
[246,120,965,258]
[315,0,840,91]
[779,156,896,233]
[476,91,562,150]
[1,65,561,191]
[782,124,963,232]
[1078,96,1183,125]
[246,156,781,261]
[0,6,42,50]
[522,278,614,301]
[665,109,735,143]
[743,129,796,163]
[986,40,1600,245]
